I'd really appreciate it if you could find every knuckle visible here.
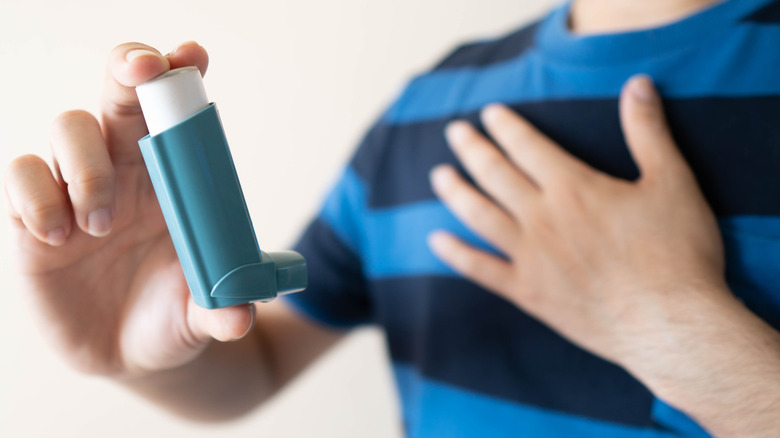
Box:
[518,287,545,310]
[457,252,480,274]
[465,198,492,224]
[552,180,589,210]
[22,198,63,225]
[524,206,557,237]
[101,98,142,118]
[70,167,115,196]
[477,151,506,175]
[504,121,531,143]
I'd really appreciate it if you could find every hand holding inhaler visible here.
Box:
[136,67,307,309]
[5,43,300,377]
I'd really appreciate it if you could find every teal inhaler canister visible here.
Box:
[135,66,306,309]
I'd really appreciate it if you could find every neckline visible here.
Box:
[535,0,777,65]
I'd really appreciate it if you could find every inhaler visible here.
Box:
[136,66,307,309]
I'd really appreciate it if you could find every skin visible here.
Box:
[429,77,780,437]
[5,0,777,434]
[569,0,724,34]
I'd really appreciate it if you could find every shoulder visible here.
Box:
[384,18,546,125]
[350,17,548,202]
[430,19,544,72]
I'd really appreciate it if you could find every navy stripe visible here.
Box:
[317,161,780,311]
[431,22,540,71]
[352,97,780,215]
[393,363,687,438]
[283,217,372,327]
[742,0,780,23]
[373,276,658,427]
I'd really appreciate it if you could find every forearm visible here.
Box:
[118,326,278,422]
[625,289,780,438]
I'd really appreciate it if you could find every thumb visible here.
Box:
[187,301,257,343]
[619,75,691,184]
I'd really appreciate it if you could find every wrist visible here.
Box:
[621,283,753,391]
[618,284,780,435]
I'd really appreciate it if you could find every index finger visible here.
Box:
[481,104,596,190]
[99,42,209,164]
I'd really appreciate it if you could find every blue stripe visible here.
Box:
[722,215,780,238]
[385,25,780,125]
[722,216,780,328]
[393,363,682,438]
[320,166,367,255]
[536,0,778,64]
[652,399,711,438]
[322,168,780,284]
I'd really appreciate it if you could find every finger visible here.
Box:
[428,231,514,294]
[430,164,519,254]
[619,75,693,184]
[445,120,537,217]
[187,302,256,343]
[100,42,169,163]
[50,110,115,237]
[100,41,209,164]
[5,155,72,246]
[167,41,209,75]
[481,104,594,188]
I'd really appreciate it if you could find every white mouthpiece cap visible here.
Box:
[136,66,208,136]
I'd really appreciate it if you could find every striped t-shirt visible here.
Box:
[285,0,780,436]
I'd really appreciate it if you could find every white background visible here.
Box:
[0,1,558,437]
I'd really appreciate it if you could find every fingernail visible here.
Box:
[231,304,256,341]
[87,208,113,237]
[445,121,471,144]
[481,103,505,124]
[125,48,158,64]
[179,40,199,50]
[47,228,66,246]
[629,75,658,103]
[430,165,455,191]
[169,41,198,57]
[427,231,450,253]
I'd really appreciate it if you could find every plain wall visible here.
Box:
[0,1,559,437]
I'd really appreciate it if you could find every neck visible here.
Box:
[569,0,723,34]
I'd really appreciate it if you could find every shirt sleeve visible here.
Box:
[280,120,393,328]
[281,62,434,327]
[281,169,371,328]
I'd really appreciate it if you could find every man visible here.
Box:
[5,0,780,436]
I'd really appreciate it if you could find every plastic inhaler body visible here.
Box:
[136,67,306,309]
